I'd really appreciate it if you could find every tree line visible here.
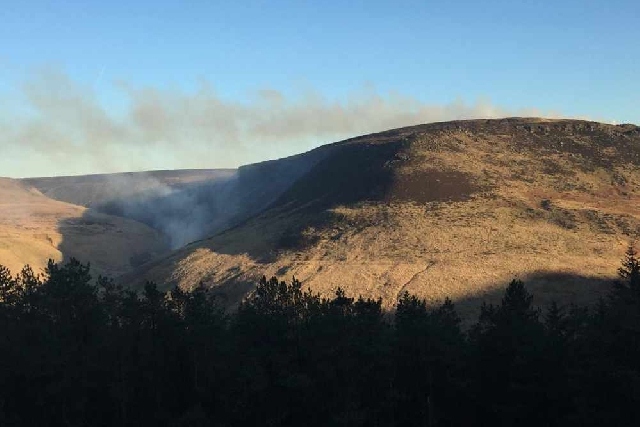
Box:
[0,244,639,426]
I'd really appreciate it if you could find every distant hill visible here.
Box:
[0,177,168,277]
[23,169,237,209]
[126,118,640,317]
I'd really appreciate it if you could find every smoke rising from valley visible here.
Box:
[97,172,242,249]
[1,69,561,178]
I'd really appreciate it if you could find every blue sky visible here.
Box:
[1,0,639,177]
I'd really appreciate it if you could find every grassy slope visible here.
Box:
[0,178,169,277]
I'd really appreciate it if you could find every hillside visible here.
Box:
[0,178,168,276]
[128,118,640,316]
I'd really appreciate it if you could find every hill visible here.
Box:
[128,118,640,316]
[0,178,168,276]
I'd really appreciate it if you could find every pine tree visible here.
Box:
[0,265,16,305]
[617,242,640,293]
[470,280,545,425]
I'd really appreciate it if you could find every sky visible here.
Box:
[1,0,639,178]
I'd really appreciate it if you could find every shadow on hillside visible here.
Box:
[273,141,405,210]
[450,271,613,324]
[226,139,486,259]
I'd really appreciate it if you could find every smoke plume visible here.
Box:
[1,69,560,178]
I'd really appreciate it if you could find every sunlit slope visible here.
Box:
[132,118,639,314]
[0,178,169,276]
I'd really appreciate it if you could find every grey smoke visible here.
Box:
[95,145,330,249]
[27,149,325,249]
[1,69,562,178]
[45,170,246,250]
[100,173,242,249]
